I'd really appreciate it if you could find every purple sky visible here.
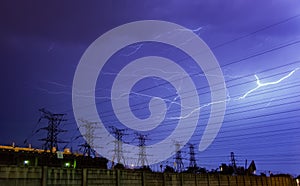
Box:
[1,1,300,175]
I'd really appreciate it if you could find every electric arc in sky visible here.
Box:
[168,67,299,122]
[239,68,299,99]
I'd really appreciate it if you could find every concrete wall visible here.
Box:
[0,166,296,186]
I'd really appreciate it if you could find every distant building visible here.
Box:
[0,145,108,169]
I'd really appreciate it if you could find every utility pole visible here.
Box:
[38,108,67,153]
[109,126,127,167]
[174,141,184,172]
[78,119,99,157]
[135,133,149,167]
[188,143,197,168]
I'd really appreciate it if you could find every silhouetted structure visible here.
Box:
[37,108,67,152]
[135,133,149,167]
[164,165,175,173]
[78,119,99,157]
[188,143,197,168]
[230,152,237,173]
[109,126,127,167]
[174,142,184,172]
[247,160,256,175]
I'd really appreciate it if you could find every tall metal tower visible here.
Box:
[230,152,237,172]
[109,126,127,166]
[188,143,197,168]
[135,133,149,167]
[174,142,184,172]
[78,119,99,157]
[38,108,67,152]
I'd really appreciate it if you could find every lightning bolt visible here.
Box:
[36,87,71,95]
[122,26,203,57]
[122,44,144,56]
[191,26,203,33]
[168,67,299,120]
[177,26,203,34]
[238,68,299,99]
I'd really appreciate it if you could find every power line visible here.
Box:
[211,14,300,50]
[59,64,298,134]
[91,84,300,139]
[57,14,300,117]
[96,62,300,122]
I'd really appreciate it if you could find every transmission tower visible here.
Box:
[78,119,100,157]
[230,152,237,172]
[109,126,127,166]
[174,141,184,172]
[38,108,67,153]
[188,143,197,168]
[135,133,149,167]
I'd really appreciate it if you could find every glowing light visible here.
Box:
[239,68,299,99]
[24,160,30,165]
[65,162,71,167]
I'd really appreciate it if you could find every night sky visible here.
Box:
[1,1,300,175]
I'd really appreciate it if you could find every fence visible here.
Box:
[0,166,296,186]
